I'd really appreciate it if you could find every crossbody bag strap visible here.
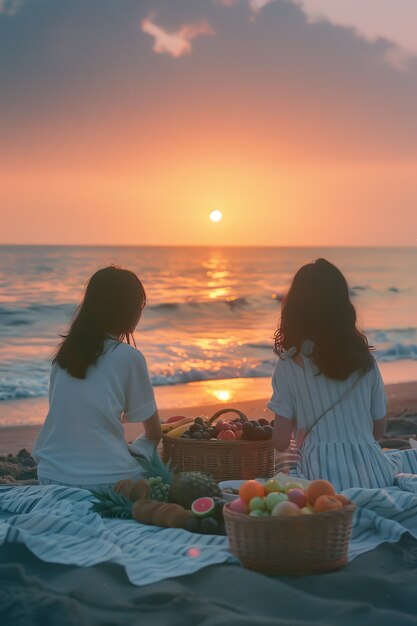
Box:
[299,370,362,445]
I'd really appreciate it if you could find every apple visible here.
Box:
[265,492,288,512]
[217,430,236,440]
[283,481,304,493]
[229,498,249,514]
[264,479,284,494]
[249,496,266,512]
[300,507,313,515]
[286,488,307,509]
[271,501,301,517]
[217,422,233,432]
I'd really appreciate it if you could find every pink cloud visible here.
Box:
[249,0,276,12]
[141,17,215,58]
[384,45,412,72]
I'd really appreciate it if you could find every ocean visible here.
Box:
[0,245,416,425]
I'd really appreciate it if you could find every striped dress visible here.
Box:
[268,341,417,491]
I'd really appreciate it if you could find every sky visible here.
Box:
[0,0,416,246]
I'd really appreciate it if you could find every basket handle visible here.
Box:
[208,408,248,425]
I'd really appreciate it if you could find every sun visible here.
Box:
[209,210,222,223]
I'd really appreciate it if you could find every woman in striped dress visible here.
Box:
[269,258,417,491]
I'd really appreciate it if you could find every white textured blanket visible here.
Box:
[1,478,417,585]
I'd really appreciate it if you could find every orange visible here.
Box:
[335,494,351,507]
[306,480,336,506]
[239,480,265,503]
[314,495,343,513]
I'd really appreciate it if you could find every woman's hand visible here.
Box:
[272,414,295,452]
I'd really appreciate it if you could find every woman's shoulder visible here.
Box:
[103,339,147,366]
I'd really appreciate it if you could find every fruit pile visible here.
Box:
[90,451,225,534]
[228,479,351,517]
[165,415,274,441]
[160,415,194,435]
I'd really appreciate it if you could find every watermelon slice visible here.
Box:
[166,415,187,424]
[191,497,216,518]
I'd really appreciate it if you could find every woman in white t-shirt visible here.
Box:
[33,266,161,489]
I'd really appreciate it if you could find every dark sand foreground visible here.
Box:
[2,535,417,625]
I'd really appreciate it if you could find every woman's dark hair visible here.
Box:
[274,258,373,380]
[54,266,146,379]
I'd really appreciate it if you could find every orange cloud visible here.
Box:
[141,17,215,58]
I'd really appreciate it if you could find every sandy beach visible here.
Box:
[1,380,417,455]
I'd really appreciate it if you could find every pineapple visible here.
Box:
[169,472,222,510]
[138,451,222,510]
[90,486,132,519]
[89,452,222,517]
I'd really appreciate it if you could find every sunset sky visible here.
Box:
[1,0,416,246]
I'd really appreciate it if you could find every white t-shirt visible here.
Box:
[33,338,157,485]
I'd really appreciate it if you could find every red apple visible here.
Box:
[271,501,301,517]
[286,488,307,509]
[217,430,236,440]
[217,422,233,432]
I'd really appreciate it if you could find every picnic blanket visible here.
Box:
[2,477,417,587]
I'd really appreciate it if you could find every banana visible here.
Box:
[166,422,194,438]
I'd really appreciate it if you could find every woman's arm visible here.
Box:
[272,414,295,452]
[125,410,161,456]
[143,410,162,444]
[373,416,386,441]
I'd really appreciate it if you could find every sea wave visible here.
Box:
[0,295,275,323]
[0,359,276,401]
[375,343,417,362]
[2,339,417,402]
[148,296,269,313]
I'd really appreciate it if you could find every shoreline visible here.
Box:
[2,359,417,429]
[1,380,417,454]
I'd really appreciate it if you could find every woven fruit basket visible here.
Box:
[224,502,356,576]
[162,409,275,482]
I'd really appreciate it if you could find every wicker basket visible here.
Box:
[224,503,356,576]
[162,408,275,482]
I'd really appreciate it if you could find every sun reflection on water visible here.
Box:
[212,389,232,402]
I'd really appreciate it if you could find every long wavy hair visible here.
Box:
[54,266,146,379]
[274,258,373,380]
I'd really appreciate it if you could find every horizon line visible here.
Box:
[0,243,416,249]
